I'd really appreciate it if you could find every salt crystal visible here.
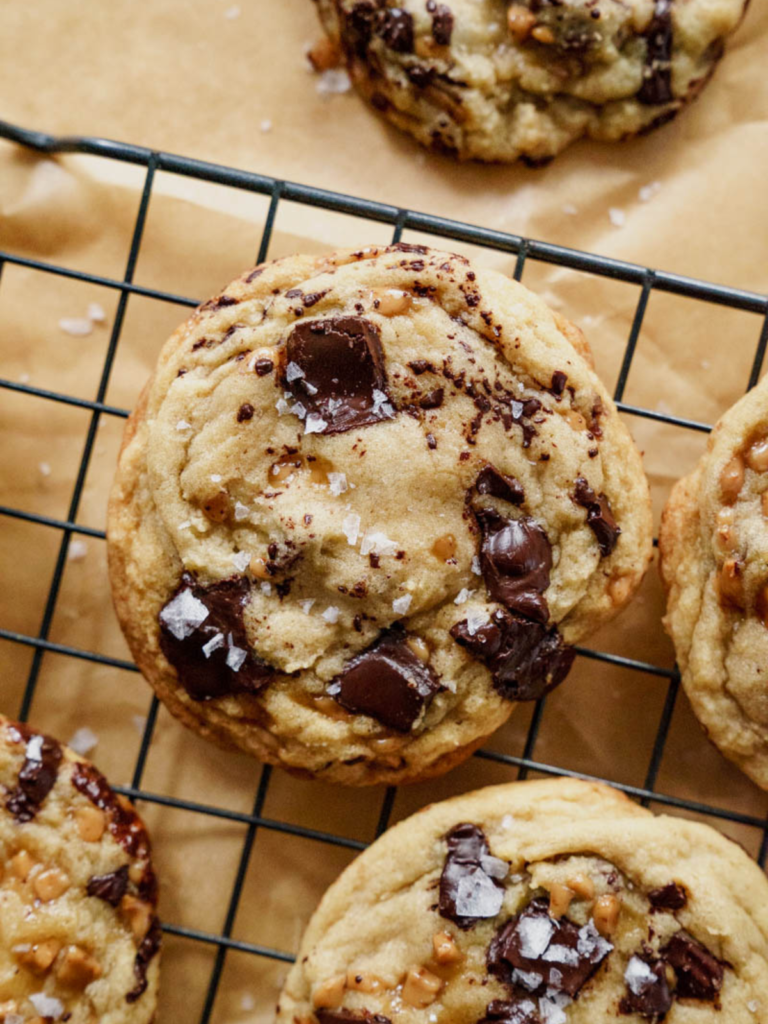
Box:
[59,317,92,337]
[132,715,148,734]
[67,539,88,562]
[300,598,315,615]
[608,207,626,228]
[577,919,613,962]
[39,462,51,477]
[210,474,223,483]
[392,594,412,615]
[454,867,504,919]
[624,955,656,995]
[471,555,482,575]
[327,397,343,415]
[202,632,225,658]
[322,606,340,624]
[241,993,256,1011]
[543,944,580,966]
[276,398,291,415]
[260,581,272,596]
[342,513,361,546]
[303,380,318,395]
[160,588,209,640]
[466,610,489,636]
[25,736,44,762]
[748,1000,759,1013]
[291,401,308,420]
[87,302,106,323]
[372,388,395,417]
[562,203,578,216]
[179,520,192,531]
[316,68,352,96]
[328,472,348,496]
[538,995,568,1024]
[260,119,273,133]
[224,4,240,18]
[511,967,544,992]
[500,814,515,830]
[234,501,250,521]
[29,993,64,1018]
[639,181,662,203]
[18,372,30,384]
[479,853,508,880]
[285,361,305,382]
[226,643,247,672]
[176,419,192,431]
[304,412,327,433]
[518,915,555,959]
[454,588,473,605]
[360,530,397,557]
[232,551,251,573]
[68,727,98,755]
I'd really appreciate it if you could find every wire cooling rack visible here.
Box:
[1,117,768,1021]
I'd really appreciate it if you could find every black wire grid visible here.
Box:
[1,118,768,1020]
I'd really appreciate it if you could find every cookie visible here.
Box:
[107,244,652,786]
[660,376,768,790]
[277,776,768,1022]
[312,0,748,163]
[0,714,160,1023]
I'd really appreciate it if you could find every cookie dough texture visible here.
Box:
[313,0,748,163]
[278,777,768,1023]
[660,376,768,790]
[108,244,652,786]
[0,714,160,1024]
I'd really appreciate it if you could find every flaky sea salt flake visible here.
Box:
[454,588,473,605]
[232,551,251,573]
[160,588,209,640]
[260,581,272,596]
[639,181,662,203]
[87,302,106,323]
[322,606,340,624]
[328,472,348,496]
[471,555,482,575]
[304,412,328,434]
[276,398,291,415]
[260,119,273,134]
[316,68,352,97]
[392,594,412,615]
[202,632,225,658]
[372,388,395,417]
[342,513,361,546]
[39,462,51,477]
[624,956,656,995]
[67,539,88,562]
[226,643,247,672]
[285,361,305,382]
[360,530,397,557]
[176,419,192,432]
[59,317,92,337]
[29,994,65,1019]
[68,727,98,755]
[454,867,504,919]
[234,501,250,521]
[608,207,626,228]
[519,915,555,959]
[300,598,316,615]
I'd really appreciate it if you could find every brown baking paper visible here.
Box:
[1,0,768,1020]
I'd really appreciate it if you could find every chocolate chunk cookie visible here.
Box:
[0,714,160,1023]
[312,0,748,163]
[277,777,768,1022]
[660,375,768,790]
[108,244,652,785]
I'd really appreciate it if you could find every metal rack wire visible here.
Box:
[1,117,768,1021]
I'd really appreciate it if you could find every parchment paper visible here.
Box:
[1,1,768,1020]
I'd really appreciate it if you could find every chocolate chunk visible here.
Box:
[475,466,524,506]
[476,1000,541,1024]
[379,8,414,51]
[426,433,437,449]
[488,898,613,999]
[408,359,434,375]
[619,957,672,1018]
[572,477,621,557]
[662,931,723,1002]
[72,763,152,860]
[638,0,674,105]
[327,627,441,732]
[126,916,162,1004]
[550,371,568,395]
[6,725,62,823]
[420,387,444,409]
[439,823,508,929]
[451,609,574,701]
[158,572,273,702]
[427,0,454,45]
[254,358,274,376]
[237,403,254,422]
[87,865,129,907]
[476,508,552,624]
[284,316,393,435]
[316,1012,392,1024]
[648,882,688,911]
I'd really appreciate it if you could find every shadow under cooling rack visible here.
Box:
[2,118,768,1023]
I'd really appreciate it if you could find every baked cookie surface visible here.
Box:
[313,0,748,163]
[0,714,160,1023]
[660,376,768,790]
[108,244,652,785]
[277,777,768,1023]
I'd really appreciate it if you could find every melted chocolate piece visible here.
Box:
[72,763,152,859]
[451,609,574,701]
[476,1000,540,1024]
[477,508,552,624]
[502,398,541,448]
[619,958,672,1018]
[475,466,524,506]
[648,882,688,911]
[409,359,433,375]
[87,865,129,907]
[5,725,62,823]
[237,402,254,422]
[572,477,620,557]
[327,628,441,732]
[379,8,414,51]
[488,898,613,999]
[316,1012,392,1024]
[419,387,444,409]
[284,316,392,435]
[254,358,274,376]
[158,572,273,702]
[126,916,162,1004]
[439,823,507,929]
[638,0,673,105]
[427,0,454,45]
[550,371,568,396]
[662,931,723,1002]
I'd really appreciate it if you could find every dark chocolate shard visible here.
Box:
[638,0,674,105]
[475,466,524,506]
[648,882,688,911]
[619,956,672,1019]
[662,931,723,1002]
[550,371,568,396]
[427,0,454,45]
[439,823,508,930]
[87,865,129,907]
[158,572,273,702]
[572,477,620,557]
[476,508,552,624]
[379,8,414,51]
[487,898,613,999]
[5,724,63,823]
[316,1011,392,1024]
[476,1000,541,1024]
[126,916,162,1004]
[72,762,152,861]
[451,609,574,701]
[501,397,541,448]
[327,628,441,732]
[283,316,393,435]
